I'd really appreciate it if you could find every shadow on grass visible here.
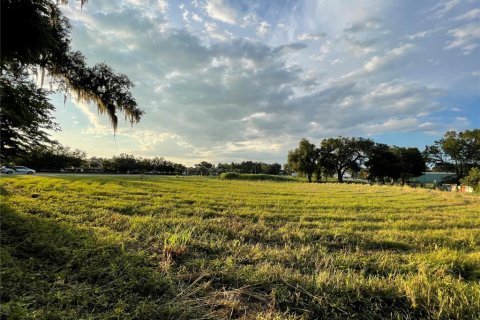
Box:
[0,203,198,320]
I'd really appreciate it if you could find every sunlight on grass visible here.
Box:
[1,175,479,319]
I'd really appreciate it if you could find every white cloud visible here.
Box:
[344,18,381,34]
[310,40,332,61]
[455,8,480,21]
[330,58,343,65]
[431,0,461,18]
[297,32,326,41]
[407,30,433,40]
[204,0,238,24]
[204,21,233,41]
[257,21,270,36]
[360,117,422,134]
[445,23,480,54]
[342,18,385,55]
[157,0,168,14]
[181,8,190,22]
[363,44,414,73]
[191,13,204,23]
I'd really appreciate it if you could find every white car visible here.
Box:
[13,166,36,174]
[1,166,14,174]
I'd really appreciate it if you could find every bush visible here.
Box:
[461,167,480,190]
[219,172,241,180]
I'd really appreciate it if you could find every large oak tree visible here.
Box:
[1,0,144,161]
[319,137,374,183]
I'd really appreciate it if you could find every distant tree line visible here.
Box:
[9,145,283,176]
[217,161,282,175]
[185,161,282,176]
[287,129,479,184]
[12,146,187,174]
[101,154,187,174]
[21,145,87,171]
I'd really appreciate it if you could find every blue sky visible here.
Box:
[50,0,479,165]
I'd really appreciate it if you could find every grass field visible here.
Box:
[1,175,479,319]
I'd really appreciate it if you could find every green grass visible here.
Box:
[1,175,479,319]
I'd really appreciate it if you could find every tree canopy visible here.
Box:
[1,0,143,161]
[460,167,480,190]
[0,70,59,160]
[287,139,319,182]
[365,144,401,183]
[319,137,374,183]
[423,129,480,179]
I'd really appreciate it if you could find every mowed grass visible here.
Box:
[0,175,479,319]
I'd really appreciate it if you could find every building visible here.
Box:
[412,172,457,184]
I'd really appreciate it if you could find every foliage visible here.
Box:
[0,68,59,161]
[21,144,86,170]
[1,176,479,319]
[365,144,401,183]
[424,129,480,179]
[0,0,143,161]
[219,172,242,180]
[393,147,426,185]
[366,145,426,185]
[194,161,214,175]
[287,138,319,182]
[107,154,186,174]
[461,167,480,190]
[217,161,282,175]
[219,172,297,181]
[319,137,374,183]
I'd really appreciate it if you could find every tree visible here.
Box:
[113,154,137,173]
[461,167,480,190]
[21,144,86,170]
[282,163,292,175]
[393,147,426,185]
[287,139,319,182]
[319,137,374,183]
[366,144,401,183]
[0,71,59,160]
[424,129,480,179]
[366,145,425,185]
[1,0,143,161]
[195,161,214,175]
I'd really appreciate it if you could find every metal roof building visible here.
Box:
[412,172,457,184]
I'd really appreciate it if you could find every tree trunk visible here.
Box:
[337,169,343,183]
[307,173,312,183]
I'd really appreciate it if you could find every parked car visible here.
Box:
[14,166,36,174]
[1,166,15,174]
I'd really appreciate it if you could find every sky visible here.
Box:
[49,0,480,166]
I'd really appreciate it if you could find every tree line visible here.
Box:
[287,129,479,184]
[11,145,283,176]
[17,147,187,174]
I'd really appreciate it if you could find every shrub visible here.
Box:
[461,167,480,190]
[219,172,241,180]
